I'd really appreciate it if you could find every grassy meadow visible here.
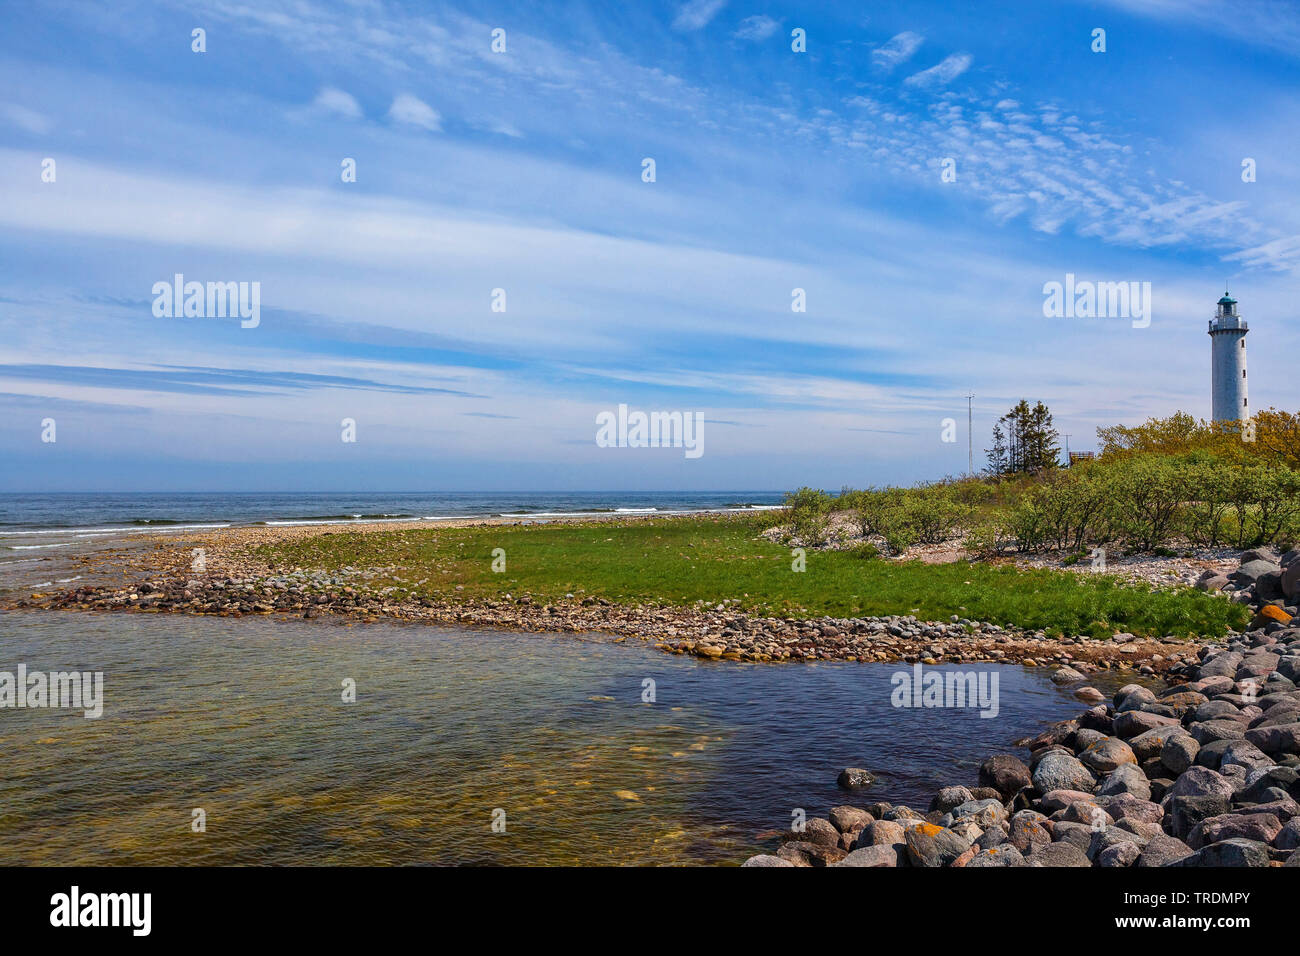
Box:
[253,513,1248,639]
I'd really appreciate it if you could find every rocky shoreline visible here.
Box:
[746,547,1300,867]
[9,526,1300,867]
[4,548,1196,674]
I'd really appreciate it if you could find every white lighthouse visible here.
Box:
[1209,291,1248,422]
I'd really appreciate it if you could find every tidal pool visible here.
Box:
[0,611,1107,865]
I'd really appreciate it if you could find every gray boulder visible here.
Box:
[1246,722,1300,756]
[1161,734,1201,775]
[837,767,875,790]
[1175,837,1272,867]
[979,754,1032,798]
[1163,766,1234,802]
[828,805,875,833]
[834,844,898,867]
[963,845,1027,867]
[904,824,972,867]
[1188,812,1284,849]
[1233,559,1281,585]
[1136,832,1194,867]
[1098,763,1151,801]
[1033,751,1097,794]
[1079,737,1138,773]
[1026,840,1092,867]
[1098,841,1141,867]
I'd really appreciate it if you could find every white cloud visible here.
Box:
[1225,234,1300,274]
[0,103,52,134]
[388,93,442,131]
[734,15,779,41]
[1097,0,1300,60]
[673,0,727,31]
[904,52,973,88]
[872,32,924,71]
[311,87,362,119]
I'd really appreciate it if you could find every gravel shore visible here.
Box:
[5,517,1203,674]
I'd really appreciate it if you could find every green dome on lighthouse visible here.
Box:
[1218,290,1237,305]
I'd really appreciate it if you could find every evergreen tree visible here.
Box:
[985,422,1008,477]
[986,400,1061,475]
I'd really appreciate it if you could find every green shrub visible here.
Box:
[783,486,834,545]
[1003,500,1047,553]
[852,487,904,539]
[1103,456,1185,551]
[900,487,973,545]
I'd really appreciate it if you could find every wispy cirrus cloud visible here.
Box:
[904,52,973,88]
[673,0,727,31]
[1096,0,1300,60]
[0,102,52,134]
[388,93,441,131]
[311,86,362,119]
[2,0,1298,490]
[734,15,779,41]
[872,31,924,71]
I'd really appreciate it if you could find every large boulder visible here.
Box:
[1281,560,1300,601]
[784,817,839,847]
[1033,751,1097,794]
[1167,795,1233,841]
[904,823,972,867]
[1190,720,1246,745]
[1008,810,1051,852]
[1105,793,1163,825]
[837,768,875,790]
[776,841,848,866]
[947,798,1008,829]
[1079,737,1137,773]
[1098,841,1142,867]
[1131,726,1186,762]
[928,786,974,814]
[1274,818,1300,851]
[1246,722,1300,756]
[1187,813,1284,850]
[834,844,898,867]
[962,845,1027,867]
[1052,666,1086,685]
[1175,838,1272,867]
[855,819,906,850]
[1233,559,1282,586]
[1114,710,1180,739]
[742,854,796,867]
[1136,832,1194,867]
[1219,739,1274,773]
[1098,764,1152,801]
[1163,766,1234,802]
[1199,652,1244,679]
[979,754,1033,798]
[828,805,875,834]
[1161,733,1201,775]
[1039,789,1100,812]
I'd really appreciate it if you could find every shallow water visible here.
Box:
[0,611,1107,865]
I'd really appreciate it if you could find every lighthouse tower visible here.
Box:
[1209,291,1248,422]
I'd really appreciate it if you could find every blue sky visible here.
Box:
[1,0,1298,491]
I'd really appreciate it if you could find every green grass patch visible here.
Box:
[253,514,1248,639]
